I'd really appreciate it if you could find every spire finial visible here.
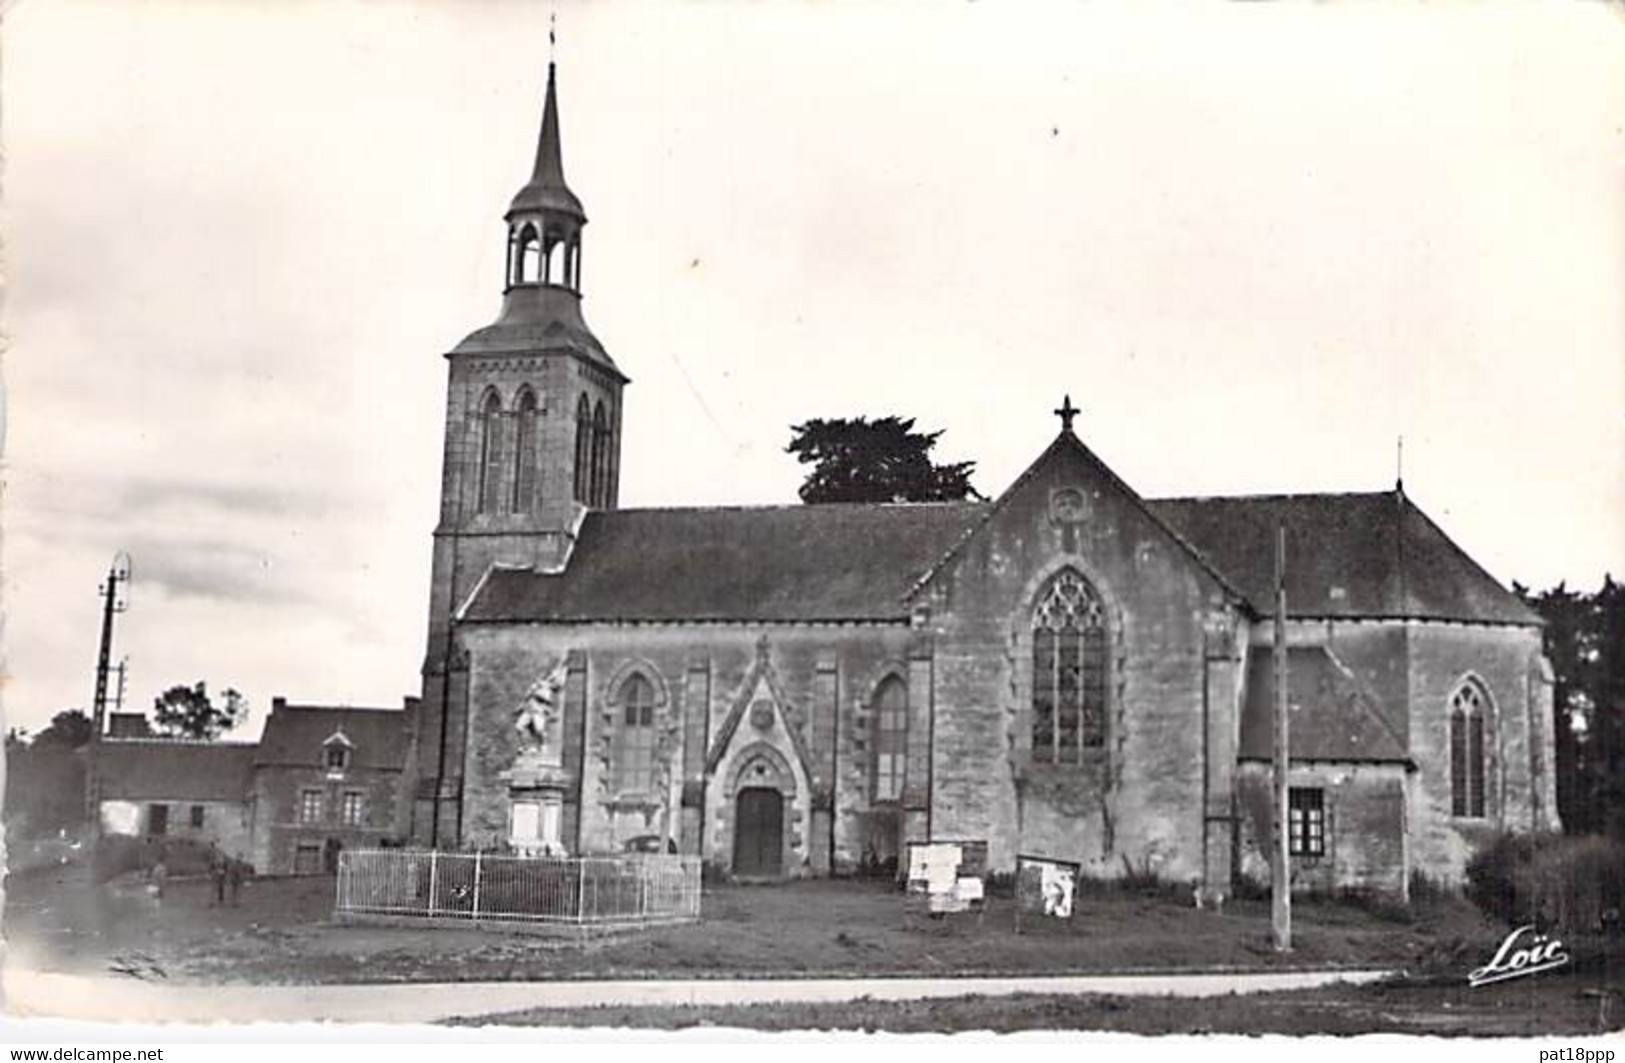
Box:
[549,11,556,63]
[1054,395,1080,433]
[1396,434,1405,494]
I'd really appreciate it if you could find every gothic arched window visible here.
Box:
[591,401,610,507]
[1031,568,1108,763]
[872,675,908,802]
[476,390,504,514]
[573,394,592,504]
[1449,680,1489,818]
[614,673,657,793]
[511,388,540,514]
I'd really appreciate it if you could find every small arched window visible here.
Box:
[591,401,610,507]
[546,233,570,286]
[573,394,592,504]
[476,390,504,513]
[511,388,540,514]
[1449,680,1489,818]
[516,224,540,285]
[872,676,908,802]
[614,673,657,793]
[1031,568,1108,763]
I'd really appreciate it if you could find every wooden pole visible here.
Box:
[1272,525,1292,952]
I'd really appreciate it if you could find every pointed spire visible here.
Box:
[507,60,584,220]
[532,63,566,188]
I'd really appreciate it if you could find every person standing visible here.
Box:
[226,857,247,907]
[208,845,228,906]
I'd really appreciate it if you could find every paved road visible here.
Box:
[3,967,1394,1025]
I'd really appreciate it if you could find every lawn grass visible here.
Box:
[7,861,1509,988]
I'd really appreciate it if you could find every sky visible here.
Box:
[4,1,1623,742]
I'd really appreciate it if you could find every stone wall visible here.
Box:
[458,622,918,876]
[1404,620,1556,883]
[250,765,406,874]
[1235,761,1409,896]
[107,799,252,861]
[409,349,622,847]
[912,439,1246,882]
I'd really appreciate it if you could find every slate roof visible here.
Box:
[95,740,256,802]
[462,493,1535,627]
[461,502,985,623]
[255,703,410,772]
[1148,491,1541,626]
[1238,645,1411,764]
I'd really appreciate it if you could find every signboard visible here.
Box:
[905,839,987,893]
[1015,853,1081,921]
[903,839,989,918]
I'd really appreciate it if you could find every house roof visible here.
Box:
[1238,645,1410,764]
[460,488,1535,627]
[255,703,410,771]
[461,502,985,623]
[1149,491,1541,626]
[95,740,256,802]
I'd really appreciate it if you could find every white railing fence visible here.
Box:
[335,849,702,927]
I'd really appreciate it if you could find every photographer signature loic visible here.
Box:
[1468,924,1571,987]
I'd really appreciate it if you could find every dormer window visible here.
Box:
[323,732,353,774]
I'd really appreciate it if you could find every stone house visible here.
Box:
[249,698,416,874]
[405,62,1558,897]
[93,739,257,859]
[89,698,415,875]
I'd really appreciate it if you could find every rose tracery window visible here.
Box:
[1031,569,1108,763]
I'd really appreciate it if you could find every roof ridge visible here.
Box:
[1149,490,1396,503]
[601,500,989,516]
[271,705,405,714]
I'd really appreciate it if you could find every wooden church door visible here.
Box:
[733,788,784,877]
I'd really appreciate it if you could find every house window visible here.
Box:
[1288,787,1326,857]
[872,675,907,802]
[190,804,206,829]
[341,791,365,827]
[299,789,324,824]
[147,804,169,836]
[1450,680,1489,818]
[325,743,351,772]
[614,673,657,793]
[1031,568,1108,763]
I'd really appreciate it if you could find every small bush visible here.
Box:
[1465,832,1625,935]
[1408,870,1455,906]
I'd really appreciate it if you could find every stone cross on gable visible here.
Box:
[1054,395,1080,433]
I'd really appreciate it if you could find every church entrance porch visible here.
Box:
[733,787,784,879]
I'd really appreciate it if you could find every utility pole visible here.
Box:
[1272,526,1292,952]
[86,552,132,831]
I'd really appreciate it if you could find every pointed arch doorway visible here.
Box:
[733,788,784,878]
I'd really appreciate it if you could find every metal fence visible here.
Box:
[334,849,702,928]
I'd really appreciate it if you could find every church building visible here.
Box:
[405,62,1558,898]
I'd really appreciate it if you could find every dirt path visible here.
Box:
[2,967,1394,1025]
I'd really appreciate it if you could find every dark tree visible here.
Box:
[1518,577,1625,837]
[787,416,980,504]
[30,708,95,751]
[152,682,247,741]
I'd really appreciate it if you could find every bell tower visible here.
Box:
[412,59,628,846]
